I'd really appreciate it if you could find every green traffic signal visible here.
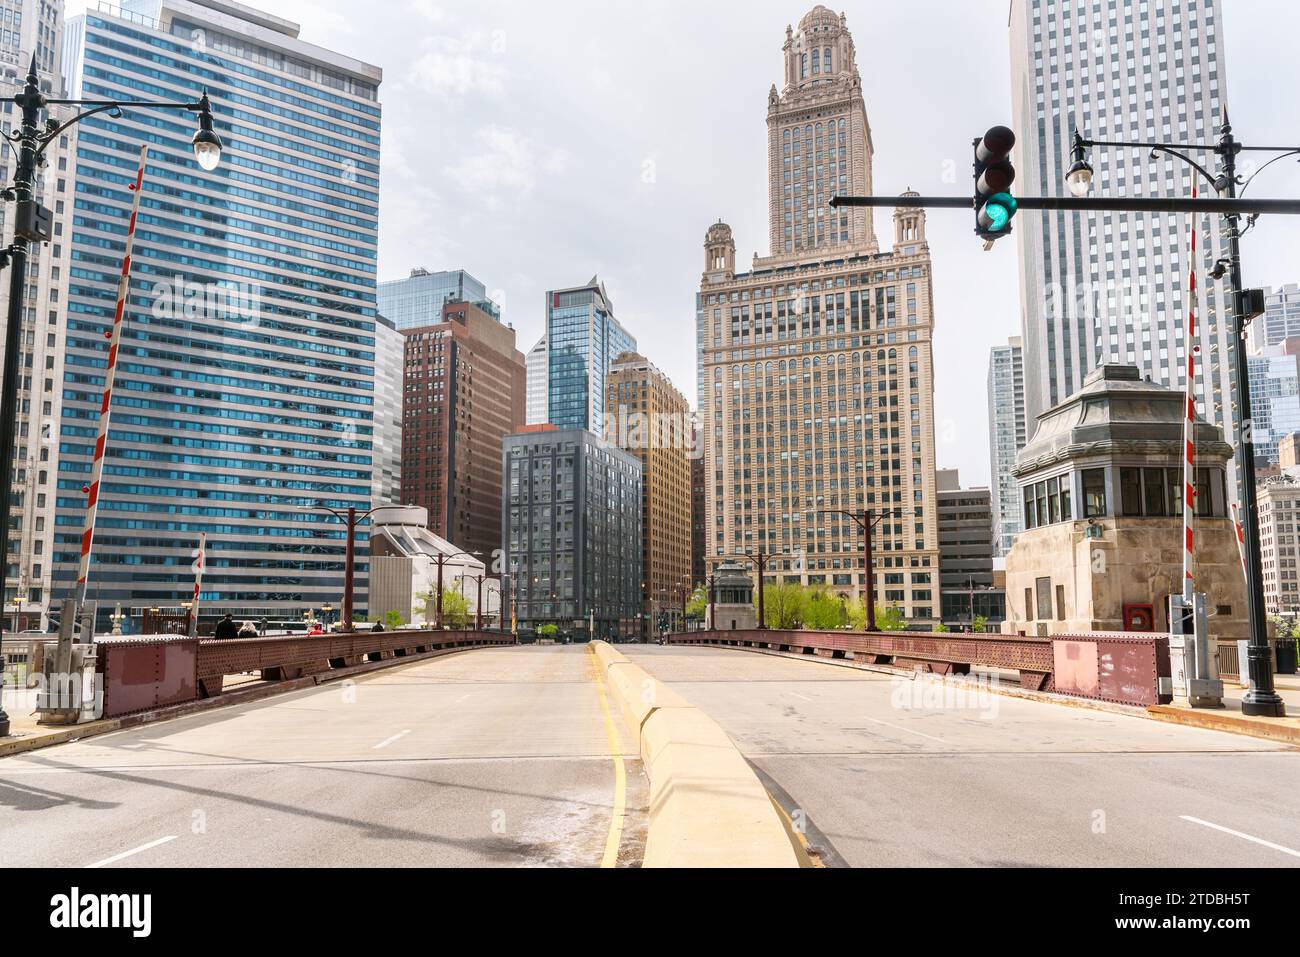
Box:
[981,192,1018,233]
[973,125,1018,243]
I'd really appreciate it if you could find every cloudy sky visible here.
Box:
[71,0,1300,485]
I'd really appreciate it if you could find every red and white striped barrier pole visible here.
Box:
[1181,184,1200,603]
[188,532,206,637]
[1231,502,1249,580]
[74,144,149,619]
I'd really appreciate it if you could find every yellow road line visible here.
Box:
[768,792,825,868]
[588,645,628,868]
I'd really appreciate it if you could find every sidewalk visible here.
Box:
[1147,673,1300,746]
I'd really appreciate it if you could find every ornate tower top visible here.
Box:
[781,6,857,95]
[767,7,876,258]
[703,221,736,281]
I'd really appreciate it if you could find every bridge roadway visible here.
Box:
[624,644,1300,868]
[3,642,1298,868]
[0,646,647,868]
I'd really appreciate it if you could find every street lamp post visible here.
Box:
[303,503,386,633]
[703,573,719,631]
[1068,117,1292,718]
[468,573,487,631]
[0,59,222,736]
[820,508,916,632]
[730,551,774,629]
[431,550,482,629]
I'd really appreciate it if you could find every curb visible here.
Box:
[1146,704,1300,748]
[590,641,799,868]
[0,644,483,760]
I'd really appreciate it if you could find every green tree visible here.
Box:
[440,588,471,629]
[972,614,988,634]
[804,589,846,630]
[686,586,708,621]
[844,596,867,631]
[538,623,559,641]
[384,609,405,630]
[761,582,807,629]
[875,604,906,632]
[935,622,949,633]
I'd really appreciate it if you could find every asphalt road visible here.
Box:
[0,646,646,868]
[623,644,1300,868]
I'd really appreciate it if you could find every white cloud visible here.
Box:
[407,0,447,24]
[442,125,568,198]
[407,34,507,99]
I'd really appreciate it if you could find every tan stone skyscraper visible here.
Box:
[697,6,940,624]
[605,351,693,635]
[768,5,878,257]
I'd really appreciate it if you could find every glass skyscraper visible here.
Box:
[378,267,498,330]
[987,337,1028,557]
[545,277,636,434]
[55,0,382,628]
[1010,0,1231,473]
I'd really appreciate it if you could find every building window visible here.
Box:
[1036,577,1053,621]
[1083,468,1106,517]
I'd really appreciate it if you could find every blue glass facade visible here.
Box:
[545,279,636,433]
[377,268,498,330]
[54,4,382,626]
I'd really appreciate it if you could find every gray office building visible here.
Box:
[502,427,642,639]
[937,469,1005,629]
[378,267,499,330]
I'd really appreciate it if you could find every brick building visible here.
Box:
[402,299,526,560]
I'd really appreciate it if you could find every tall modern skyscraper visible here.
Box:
[698,6,941,624]
[0,0,71,630]
[987,336,1028,557]
[545,276,635,434]
[56,0,382,628]
[377,267,498,331]
[525,335,548,425]
[1246,339,1300,470]
[1009,0,1232,460]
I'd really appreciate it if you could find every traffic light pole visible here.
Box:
[831,195,1300,216]
[835,127,1299,716]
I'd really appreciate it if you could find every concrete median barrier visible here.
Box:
[589,641,799,868]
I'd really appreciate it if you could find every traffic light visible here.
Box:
[973,126,1017,244]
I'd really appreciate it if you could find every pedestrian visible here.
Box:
[372,620,385,632]
[213,613,239,640]
[237,620,258,639]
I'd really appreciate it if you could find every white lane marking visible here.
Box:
[1179,816,1300,859]
[87,835,177,869]
[855,716,948,744]
[373,730,411,750]
[783,691,813,702]
[455,693,473,703]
